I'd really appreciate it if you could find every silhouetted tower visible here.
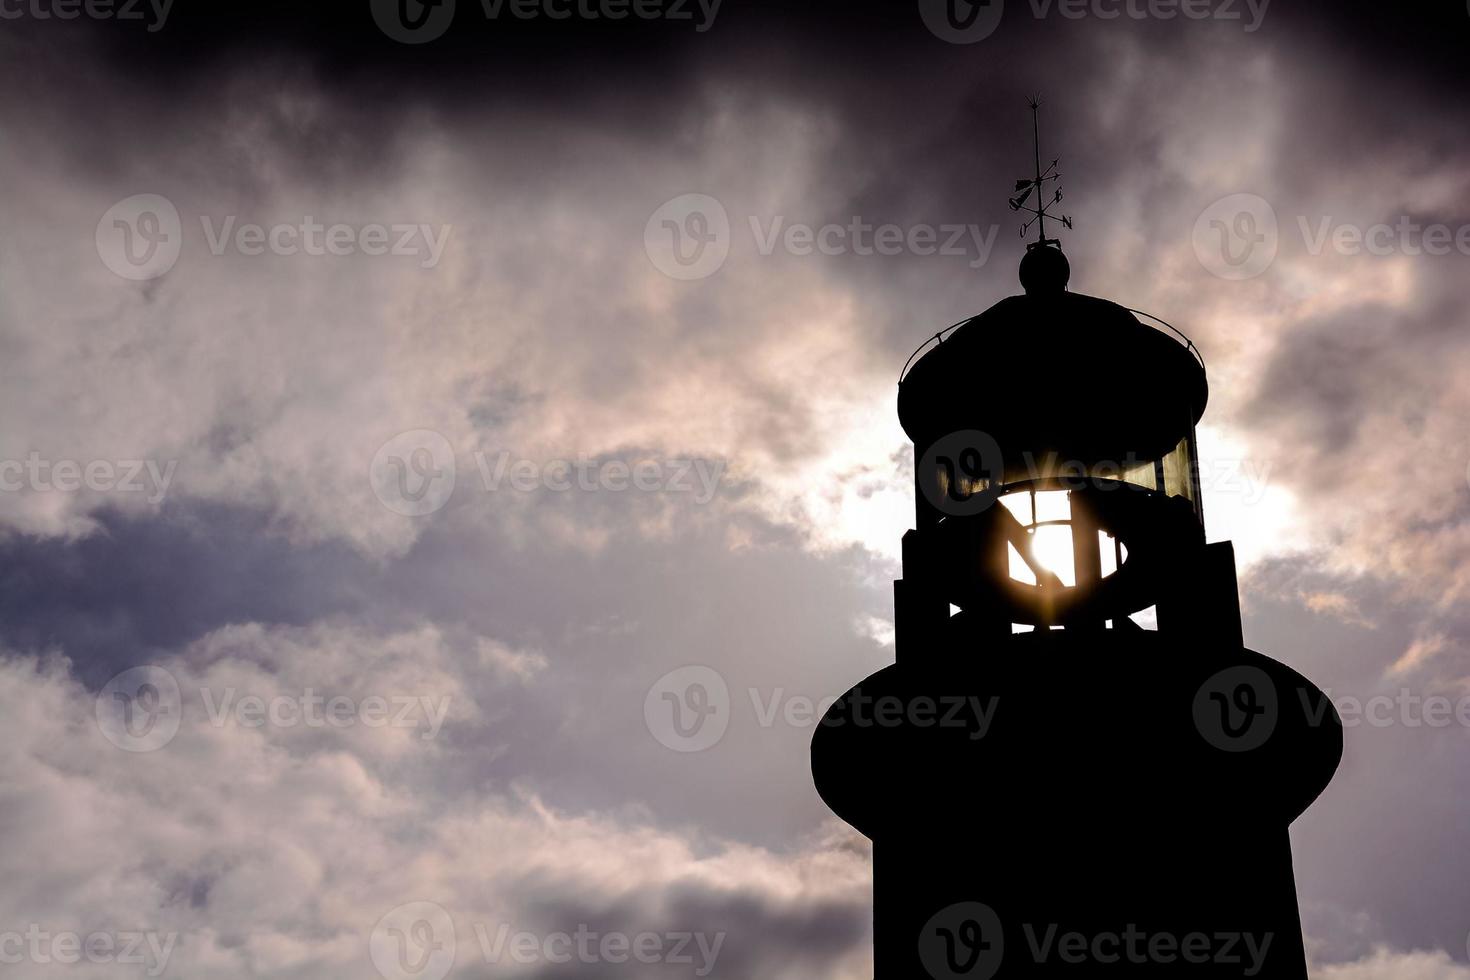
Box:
[812,103,1341,979]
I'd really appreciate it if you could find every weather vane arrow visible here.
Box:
[1009,98,1074,248]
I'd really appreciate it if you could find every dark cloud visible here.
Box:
[1,0,1469,976]
[0,503,365,686]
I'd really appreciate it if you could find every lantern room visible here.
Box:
[894,243,1218,634]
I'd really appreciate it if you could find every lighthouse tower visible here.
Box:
[810,104,1341,979]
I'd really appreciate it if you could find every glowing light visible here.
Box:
[1030,525,1076,587]
[1008,541,1036,585]
[1001,488,1127,588]
[1033,490,1069,523]
[1099,530,1117,577]
[999,492,1032,524]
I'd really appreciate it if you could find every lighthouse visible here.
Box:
[810,103,1342,979]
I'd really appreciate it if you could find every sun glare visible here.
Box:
[1030,525,1077,587]
[1000,489,1125,588]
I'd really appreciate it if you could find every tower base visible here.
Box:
[811,630,1341,979]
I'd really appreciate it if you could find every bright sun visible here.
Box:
[1000,490,1122,588]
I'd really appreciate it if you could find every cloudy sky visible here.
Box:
[1,0,1469,976]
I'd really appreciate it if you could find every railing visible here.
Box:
[1127,308,1205,372]
[898,316,973,384]
[898,307,1205,384]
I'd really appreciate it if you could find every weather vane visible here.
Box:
[1008,97,1073,249]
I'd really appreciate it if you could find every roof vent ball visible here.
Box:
[1020,244,1070,294]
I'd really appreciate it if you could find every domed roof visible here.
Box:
[898,288,1208,466]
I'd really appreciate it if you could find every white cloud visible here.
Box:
[1316,948,1470,980]
[0,622,874,978]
